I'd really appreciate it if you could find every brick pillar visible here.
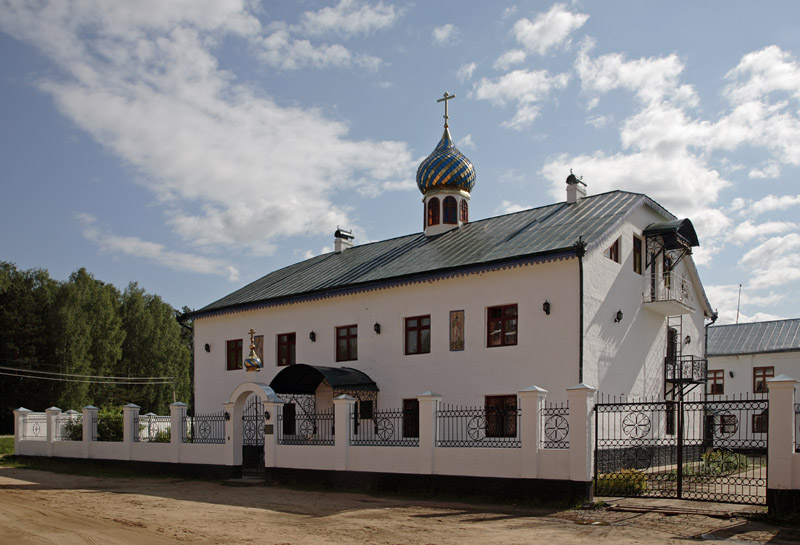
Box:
[417,391,442,474]
[13,407,31,454]
[82,405,98,458]
[519,386,547,478]
[45,406,61,457]
[333,395,356,471]
[767,374,799,513]
[122,403,140,460]
[223,401,236,466]
[567,383,596,484]
[263,398,284,468]
[170,402,188,462]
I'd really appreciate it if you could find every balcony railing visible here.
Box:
[665,355,707,384]
[644,273,695,314]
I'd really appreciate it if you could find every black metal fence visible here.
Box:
[134,414,171,443]
[183,412,226,444]
[55,414,82,441]
[278,407,334,445]
[541,400,569,449]
[351,407,419,447]
[436,404,521,448]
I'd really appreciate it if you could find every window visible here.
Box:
[358,399,374,420]
[405,315,431,355]
[254,335,264,362]
[753,366,774,393]
[604,238,620,263]
[460,199,469,223]
[485,395,517,438]
[282,403,296,435]
[336,325,358,362]
[487,304,517,347]
[663,255,673,289]
[403,399,419,438]
[707,369,724,395]
[752,411,768,434]
[720,414,738,436]
[427,197,440,226]
[277,333,296,366]
[443,196,457,224]
[633,236,643,274]
[666,401,676,435]
[226,339,243,371]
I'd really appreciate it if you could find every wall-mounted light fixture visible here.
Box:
[684,335,692,345]
[224,411,230,421]
[729,371,735,378]
[204,343,210,353]
[264,410,270,420]
[614,309,623,323]
[309,331,316,342]
[374,322,381,334]
[543,300,551,315]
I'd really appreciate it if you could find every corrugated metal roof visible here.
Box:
[192,190,660,317]
[707,319,800,356]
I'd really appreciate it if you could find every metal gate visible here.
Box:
[242,394,265,477]
[595,397,768,504]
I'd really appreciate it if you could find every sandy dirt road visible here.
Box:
[0,466,797,544]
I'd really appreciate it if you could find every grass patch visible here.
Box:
[0,436,14,456]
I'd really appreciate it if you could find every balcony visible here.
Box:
[643,273,695,315]
[665,355,707,384]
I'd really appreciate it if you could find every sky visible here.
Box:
[1,0,799,325]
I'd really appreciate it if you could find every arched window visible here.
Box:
[427,197,440,226]
[443,196,457,224]
[460,200,469,223]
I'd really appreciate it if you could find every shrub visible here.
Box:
[596,469,648,496]
[62,419,83,441]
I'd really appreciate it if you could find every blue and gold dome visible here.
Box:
[416,127,476,195]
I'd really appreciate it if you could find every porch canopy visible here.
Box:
[269,363,379,395]
[643,218,699,249]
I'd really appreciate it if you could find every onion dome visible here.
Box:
[416,127,476,195]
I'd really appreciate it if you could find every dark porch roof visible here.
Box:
[269,364,379,395]
[643,218,699,248]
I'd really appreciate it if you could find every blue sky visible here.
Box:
[1,1,800,324]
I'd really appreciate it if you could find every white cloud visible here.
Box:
[738,233,800,289]
[748,162,781,179]
[299,0,402,37]
[749,194,800,216]
[704,284,785,325]
[510,3,588,56]
[77,214,239,281]
[473,69,570,129]
[0,1,415,266]
[493,49,526,70]
[456,62,477,82]
[432,23,457,45]
[730,220,798,245]
[496,200,531,215]
[459,134,475,150]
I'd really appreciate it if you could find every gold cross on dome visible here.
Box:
[437,92,455,127]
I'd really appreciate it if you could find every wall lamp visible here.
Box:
[309,331,316,342]
[204,343,211,353]
[684,335,692,345]
[729,371,735,378]
[614,309,624,323]
[542,300,551,315]
[223,411,230,421]
[374,322,381,334]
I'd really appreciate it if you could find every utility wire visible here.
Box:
[0,370,174,385]
[0,364,174,382]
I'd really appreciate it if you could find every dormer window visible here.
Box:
[427,197,440,226]
[443,196,457,224]
[604,238,620,263]
[460,200,469,223]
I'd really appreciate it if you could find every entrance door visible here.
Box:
[594,397,768,504]
[242,394,265,477]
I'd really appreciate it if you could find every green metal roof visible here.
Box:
[707,319,800,357]
[190,190,670,318]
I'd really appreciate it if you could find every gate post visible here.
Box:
[519,386,546,478]
[767,374,799,513]
[567,383,597,489]
[263,397,283,469]
[223,401,237,466]
[82,405,98,458]
[333,395,356,471]
[170,402,188,462]
[45,407,61,457]
[417,391,442,475]
[122,403,139,460]
[13,408,31,455]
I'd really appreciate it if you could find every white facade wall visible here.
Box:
[708,351,800,397]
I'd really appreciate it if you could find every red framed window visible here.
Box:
[604,238,620,263]
[443,196,457,224]
[753,366,774,393]
[460,200,469,223]
[336,325,358,362]
[485,395,517,438]
[707,369,724,395]
[427,197,440,226]
[633,236,643,274]
[405,315,431,355]
[277,333,296,366]
[752,412,768,434]
[226,339,243,371]
[487,304,517,347]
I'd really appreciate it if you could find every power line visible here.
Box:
[0,364,175,382]
[0,370,175,385]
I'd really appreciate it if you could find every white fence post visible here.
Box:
[122,403,139,459]
[223,401,236,466]
[567,383,596,483]
[417,391,441,475]
[170,402,188,462]
[333,395,356,471]
[519,386,547,478]
[767,375,798,494]
[13,407,31,454]
[263,398,284,469]
[45,406,60,456]
[82,405,98,458]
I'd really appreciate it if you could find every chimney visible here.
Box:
[334,227,354,253]
[566,171,587,204]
